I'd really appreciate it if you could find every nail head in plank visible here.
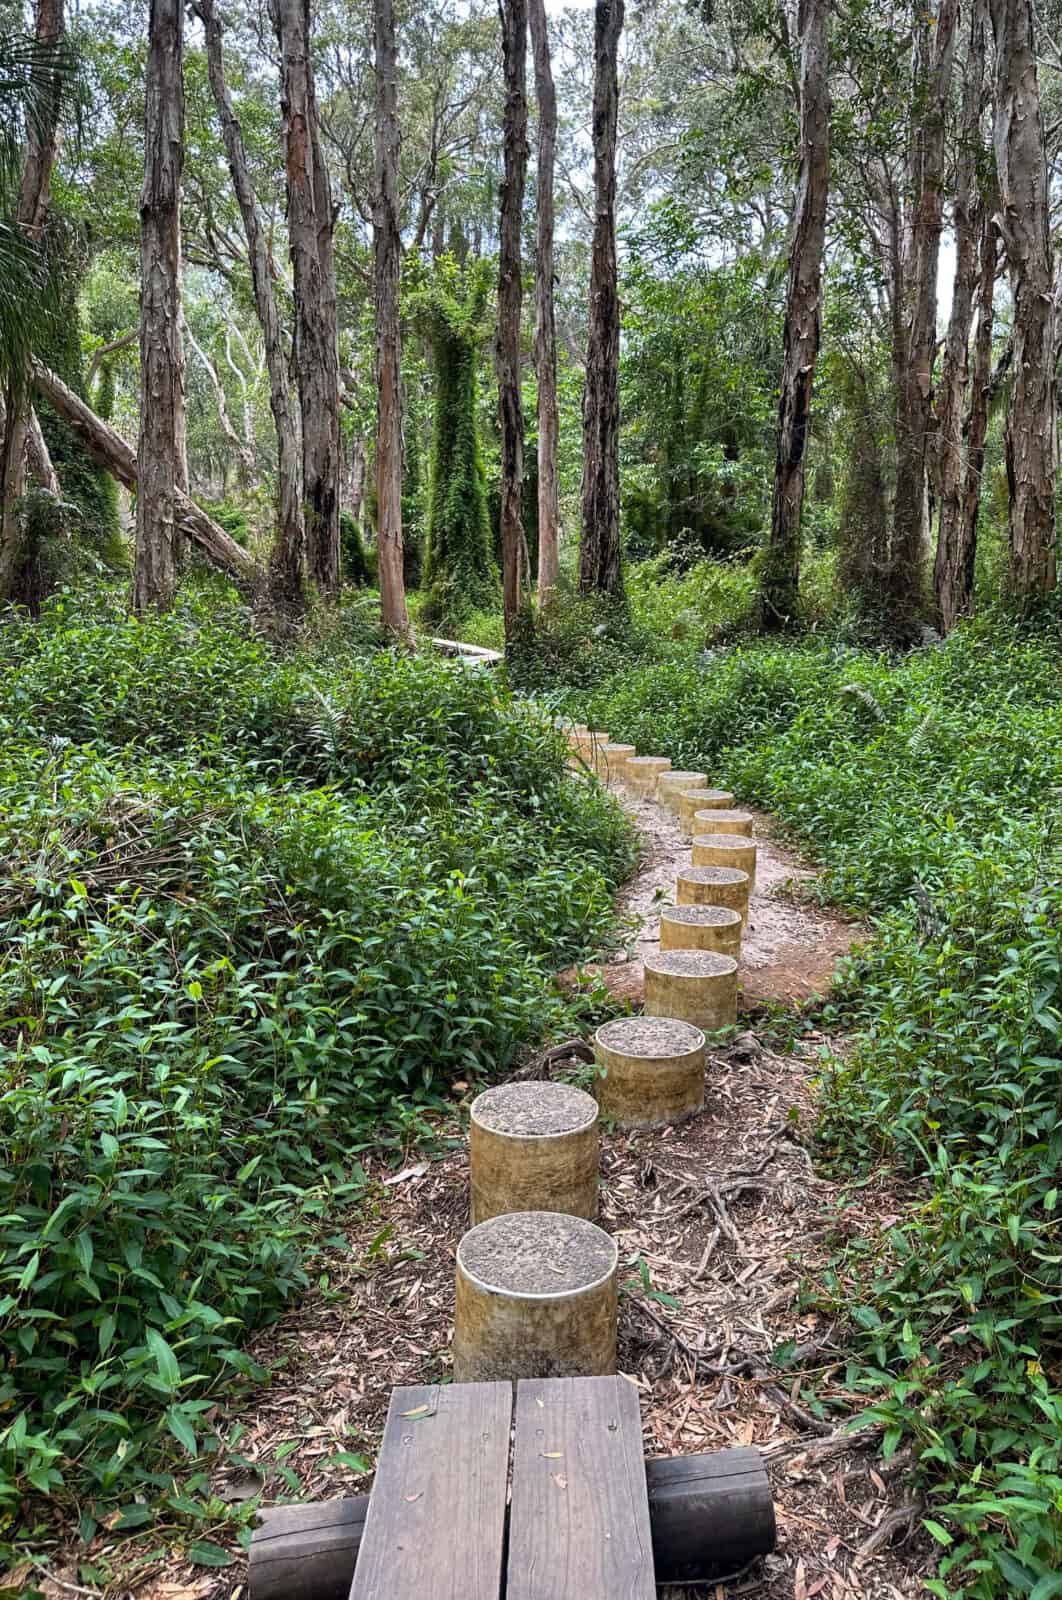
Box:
[347,1381,512,1600]
[507,1375,656,1599]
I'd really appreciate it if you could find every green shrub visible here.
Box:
[570,612,1062,1593]
[0,593,636,1539]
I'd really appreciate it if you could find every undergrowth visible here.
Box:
[565,612,1062,1597]
[0,591,635,1576]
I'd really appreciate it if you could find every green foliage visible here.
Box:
[409,256,498,626]
[621,214,779,559]
[34,224,124,567]
[0,590,635,1540]
[569,613,1062,1591]
[339,509,377,588]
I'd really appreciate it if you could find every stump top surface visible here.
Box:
[596,1016,705,1058]
[692,809,753,825]
[471,1080,598,1137]
[645,950,739,978]
[602,742,635,755]
[458,1211,617,1297]
[680,788,734,803]
[677,864,750,886]
[662,904,742,928]
[692,832,757,851]
[660,770,707,785]
[627,755,670,769]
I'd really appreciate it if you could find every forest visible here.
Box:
[1,0,1061,1593]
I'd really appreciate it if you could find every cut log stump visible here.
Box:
[692,832,758,889]
[624,754,671,797]
[676,864,751,921]
[600,742,635,784]
[678,788,735,835]
[593,1015,706,1128]
[453,1211,618,1382]
[644,950,738,1032]
[656,770,708,812]
[469,1081,599,1224]
[692,808,753,837]
[660,903,742,958]
[248,1447,775,1600]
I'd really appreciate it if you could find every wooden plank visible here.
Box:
[348,1381,511,1600]
[506,1376,655,1600]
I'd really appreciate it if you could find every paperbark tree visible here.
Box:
[760,0,830,631]
[194,0,305,612]
[496,0,531,639]
[32,361,262,583]
[528,0,559,604]
[271,0,342,598]
[0,0,64,601]
[887,0,959,619]
[373,0,411,639]
[990,0,1057,599]
[578,0,624,600]
[932,0,989,632]
[132,0,187,615]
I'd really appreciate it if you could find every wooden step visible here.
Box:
[348,1381,511,1600]
[506,1375,656,1599]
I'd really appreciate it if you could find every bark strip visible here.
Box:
[990,0,1058,598]
[194,0,305,610]
[761,0,830,630]
[529,0,560,603]
[496,0,531,638]
[373,0,411,638]
[578,0,624,599]
[270,0,342,597]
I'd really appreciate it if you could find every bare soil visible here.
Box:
[35,784,931,1600]
[562,791,859,1011]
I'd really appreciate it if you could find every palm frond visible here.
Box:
[0,31,79,195]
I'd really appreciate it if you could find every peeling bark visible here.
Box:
[888,0,960,618]
[496,0,531,639]
[990,0,1057,598]
[26,408,60,497]
[932,0,990,632]
[271,0,342,598]
[529,0,560,604]
[0,0,64,600]
[132,0,187,614]
[373,0,411,639]
[578,0,624,600]
[761,0,830,631]
[194,0,305,612]
[32,361,262,584]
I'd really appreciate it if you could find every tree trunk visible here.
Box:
[888,0,960,620]
[194,0,305,612]
[578,0,624,600]
[373,0,411,639]
[496,0,531,640]
[0,0,64,600]
[932,0,989,632]
[32,361,262,584]
[760,0,830,631]
[132,0,186,614]
[990,0,1058,599]
[270,0,342,598]
[26,408,60,496]
[528,0,560,605]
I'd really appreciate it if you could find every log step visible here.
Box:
[248,1449,775,1599]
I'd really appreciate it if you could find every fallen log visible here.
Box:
[30,360,264,586]
[248,1447,775,1598]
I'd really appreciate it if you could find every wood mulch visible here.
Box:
[38,786,931,1600]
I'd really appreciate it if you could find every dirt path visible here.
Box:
[567,788,858,1012]
[46,786,930,1600]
